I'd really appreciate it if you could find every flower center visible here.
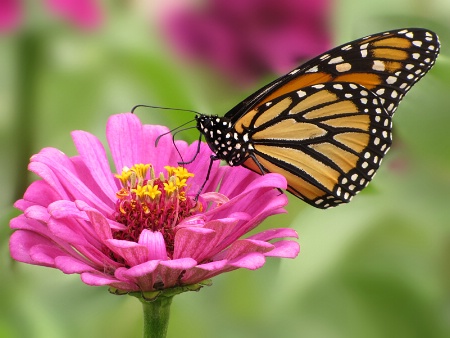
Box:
[112,164,200,259]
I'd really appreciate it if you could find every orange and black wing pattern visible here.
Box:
[240,82,392,208]
[227,28,440,121]
[197,28,440,208]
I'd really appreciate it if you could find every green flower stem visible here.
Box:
[140,295,173,338]
[115,281,211,337]
[14,31,40,201]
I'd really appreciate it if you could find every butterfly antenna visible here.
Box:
[131,104,200,115]
[131,104,206,180]
[155,119,196,146]
[131,104,199,146]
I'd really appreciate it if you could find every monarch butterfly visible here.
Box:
[192,28,440,209]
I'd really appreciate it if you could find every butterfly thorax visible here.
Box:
[196,115,250,166]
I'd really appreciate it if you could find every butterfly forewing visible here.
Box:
[197,28,439,208]
[225,28,440,123]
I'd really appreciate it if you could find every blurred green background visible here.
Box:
[1,1,450,337]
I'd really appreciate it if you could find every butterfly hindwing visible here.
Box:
[239,82,392,208]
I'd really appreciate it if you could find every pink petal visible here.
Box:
[24,205,50,223]
[214,239,274,261]
[47,216,92,247]
[30,148,113,214]
[79,203,113,241]
[182,260,233,283]
[9,231,60,267]
[28,158,70,200]
[248,228,299,241]
[106,113,144,173]
[158,259,198,287]
[117,261,160,291]
[15,180,61,211]
[183,251,267,284]
[10,215,49,234]
[71,130,118,199]
[227,252,267,270]
[138,230,168,261]
[173,227,216,260]
[121,258,197,290]
[81,271,137,290]
[49,200,87,219]
[54,255,97,273]
[264,240,300,258]
[199,192,229,206]
[141,124,180,172]
[106,239,148,267]
[29,244,69,266]
[174,218,242,261]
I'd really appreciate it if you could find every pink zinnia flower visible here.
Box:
[163,0,332,83]
[10,113,299,293]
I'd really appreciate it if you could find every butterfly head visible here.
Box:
[196,114,250,166]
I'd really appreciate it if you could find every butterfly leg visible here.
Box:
[195,154,219,201]
[249,153,284,196]
[178,133,203,166]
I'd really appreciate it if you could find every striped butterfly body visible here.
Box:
[196,28,440,209]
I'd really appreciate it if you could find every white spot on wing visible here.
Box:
[372,60,385,71]
[336,63,352,72]
[328,56,344,64]
[386,76,397,84]
[306,65,319,73]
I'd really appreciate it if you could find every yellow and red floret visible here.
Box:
[112,164,200,260]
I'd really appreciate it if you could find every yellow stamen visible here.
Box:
[132,164,151,180]
[174,167,195,179]
[164,166,175,177]
[131,184,147,199]
[163,181,177,195]
[175,177,187,188]
[115,168,133,187]
[116,188,129,199]
[145,184,161,199]
[150,166,156,180]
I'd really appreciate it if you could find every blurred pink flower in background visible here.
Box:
[0,0,102,33]
[45,0,102,29]
[9,113,299,293]
[163,0,332,84]
[0,0,21,32]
